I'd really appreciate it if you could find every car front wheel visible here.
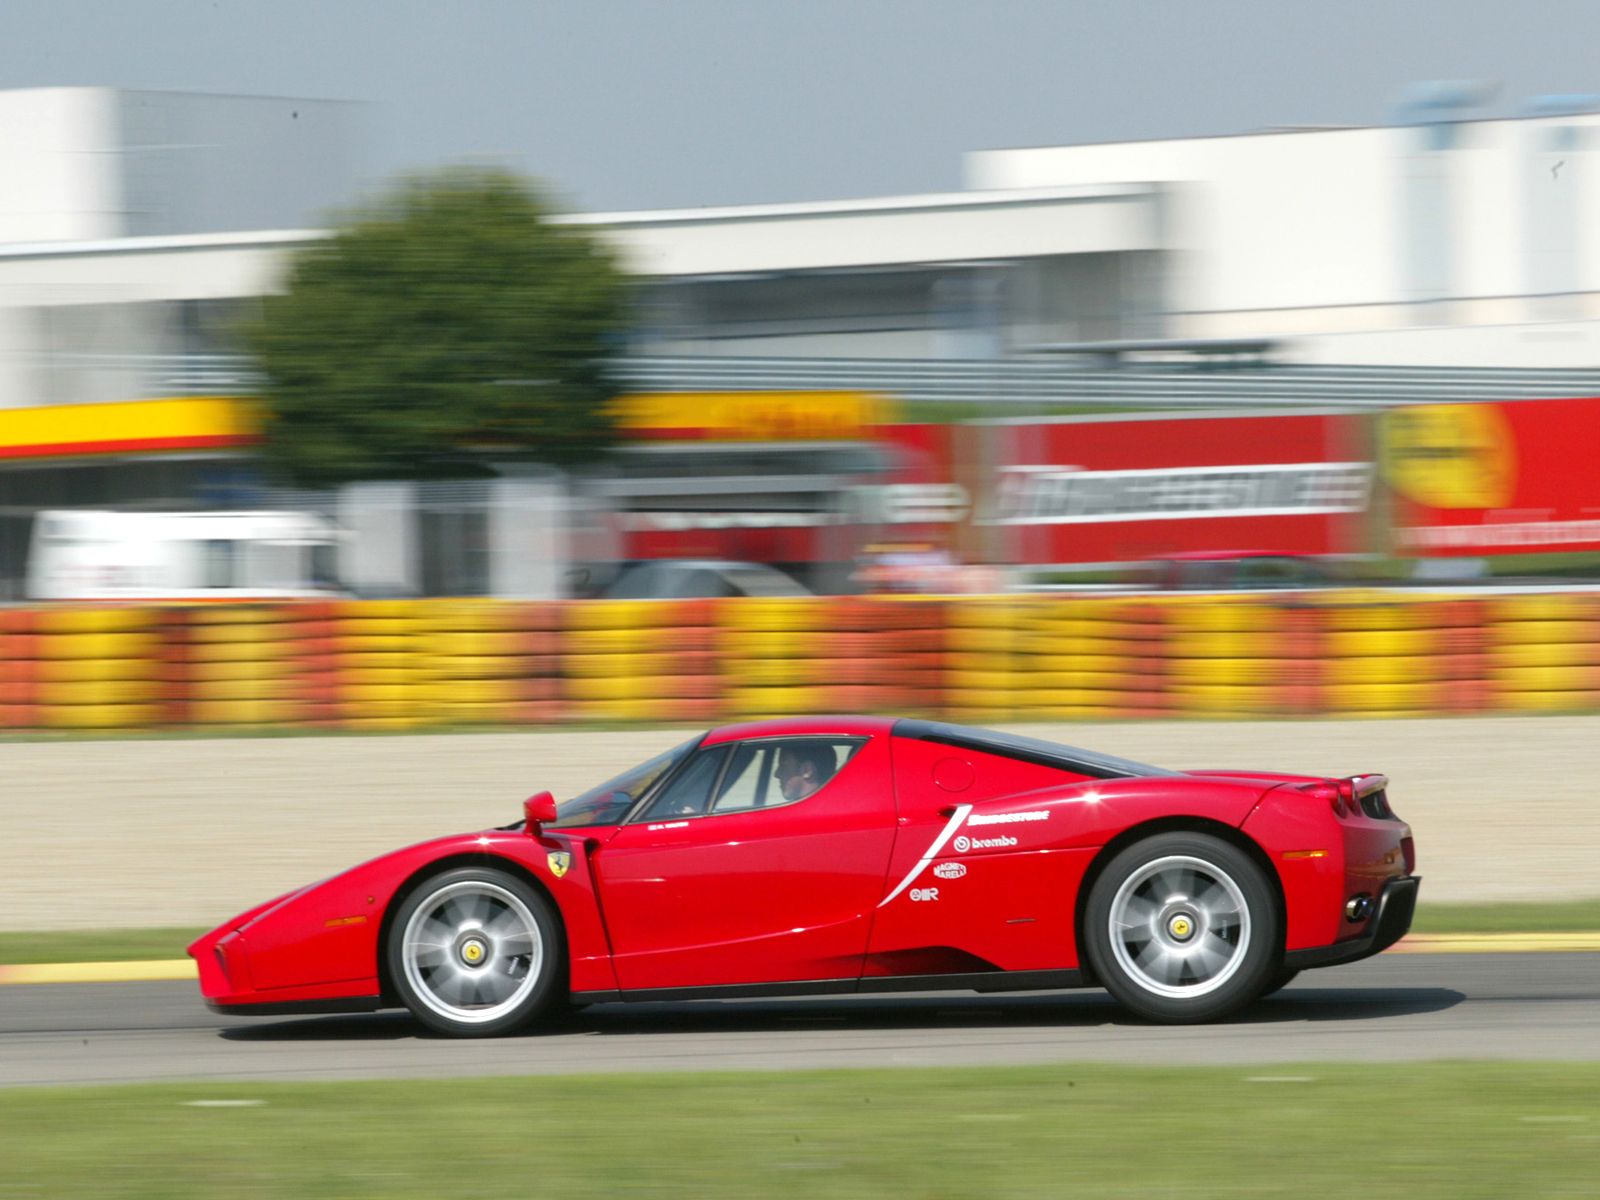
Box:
[387,866,561,1037]
[1084,832,1279,1023]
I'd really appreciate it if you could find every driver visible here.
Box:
[774,742,837,802]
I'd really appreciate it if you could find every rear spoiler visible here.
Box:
[1296,774,1392,819]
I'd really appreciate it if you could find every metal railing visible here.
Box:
[22,351,1600,409]
[614,356,1600,409]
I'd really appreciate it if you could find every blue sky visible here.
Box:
[6,0,1599,211]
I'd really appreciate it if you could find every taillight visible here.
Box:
[1402,835,1416,874]
[1299,781,1346,816]
[1336,779,1356,813]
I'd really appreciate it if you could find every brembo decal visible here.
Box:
[961,835,1017,851]
[879,804,973,907]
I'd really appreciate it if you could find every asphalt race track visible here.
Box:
[2,952,1595,1087]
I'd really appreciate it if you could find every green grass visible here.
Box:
[0,926,205,964]
[0,1063,1595,1198]
[2,897,1597,965]
[1409,898,1600,935]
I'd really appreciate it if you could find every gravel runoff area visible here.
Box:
[5,715,1598,931]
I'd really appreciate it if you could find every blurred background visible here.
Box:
[3,1,1600,732]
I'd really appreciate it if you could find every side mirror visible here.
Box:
[523,791,558,835]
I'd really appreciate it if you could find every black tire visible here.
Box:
[1083,832,1279,1024]
[1258,967,1301,998]
[386,866,563,1037]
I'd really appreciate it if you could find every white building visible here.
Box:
[6,86,1600,594]
[6,85,1600,412]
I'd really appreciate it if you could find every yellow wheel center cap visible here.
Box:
[462,940,486,965]
[1168,916,1193,940]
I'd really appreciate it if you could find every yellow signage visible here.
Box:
[1379,403,1515,509]
[612,391,894,442]
[0,396,260,461]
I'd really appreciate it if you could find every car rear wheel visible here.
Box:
[1084,832,1279,1023]
[1258,966,1300,998]
[387,866,561,1037]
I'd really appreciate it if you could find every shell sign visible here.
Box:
[1379,403,1516,510]
[1385,397,1600,556]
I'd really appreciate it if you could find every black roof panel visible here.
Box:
[892,719,1178,779]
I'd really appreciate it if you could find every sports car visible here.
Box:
[189,716,1419,1035]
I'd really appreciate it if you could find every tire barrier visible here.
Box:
[1268,599,1488,717]
[31,606,165,730]
[562,599,721,724]
[944,597,1172,720]
[2,590,1600,733]
[719,596,948,719]
[416,601,564,727]
[0,609,40,729]
[1485,594,1600,713]
[296,599,414,730]
[163,605,312,727]
[1166,599,1296,717]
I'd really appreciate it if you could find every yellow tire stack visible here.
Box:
[179,604,305,727]
[1164,598,1296,717]
[1486,594,1600,713]
[415,600,564,726]
[1011,597,1171,719]
[1316,598,1486,716]
[717,597,836,719]
[942,595,1029,722]
[34,607,163,729]
[334,600,427,729]
[1319,598,1488,715]
[563,599,720,723]
[813,597,947,715]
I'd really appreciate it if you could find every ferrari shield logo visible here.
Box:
[546,851,571,879]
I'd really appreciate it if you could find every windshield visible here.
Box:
[547,736,701,828]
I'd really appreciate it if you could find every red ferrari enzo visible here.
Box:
[190,717,1419,1035]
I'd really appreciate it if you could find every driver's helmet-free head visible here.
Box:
[776,741,837,801]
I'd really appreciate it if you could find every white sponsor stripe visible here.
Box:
[879,804,973,908]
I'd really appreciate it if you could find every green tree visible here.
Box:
[249,167,628,486]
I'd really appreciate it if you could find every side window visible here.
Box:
[718,738,866,811]
[634,737,869,822]
[711,743,773,812]
[638,746,728,821]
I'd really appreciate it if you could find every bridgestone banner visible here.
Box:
[983,412,1371,566]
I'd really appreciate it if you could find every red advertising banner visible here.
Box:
[985,412,1371,566]
[1382,398,1600,557]
[615,423,964,566]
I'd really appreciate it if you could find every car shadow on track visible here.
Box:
[217,985,1464,1042]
